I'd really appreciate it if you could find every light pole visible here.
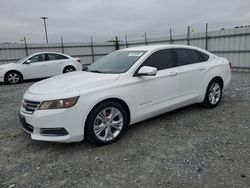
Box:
[41,17,48,43]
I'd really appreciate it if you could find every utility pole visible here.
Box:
[41,17,48,43]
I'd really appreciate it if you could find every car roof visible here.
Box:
[31,52,69,56]
[119,44,208,53]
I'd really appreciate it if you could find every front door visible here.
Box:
[23,54,48,79]
[130,49,180,122]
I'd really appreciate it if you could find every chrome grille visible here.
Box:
[22,100,41,114]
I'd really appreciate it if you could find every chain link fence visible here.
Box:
[1,26,250,70]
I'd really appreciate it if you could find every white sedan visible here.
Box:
[19,45,231,145]
[0,52,82,84]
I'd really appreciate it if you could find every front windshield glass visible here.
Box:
[15,55,31,63]
[87,51,146,73]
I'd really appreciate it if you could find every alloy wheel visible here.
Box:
[7,72,20,84]
[208,82,221,105]
[65,67,74,73]
[93,107,124,141]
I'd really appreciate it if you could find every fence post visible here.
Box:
[205,23,208,50]
[144,32,148,45]
[115,36,119,50]
[187,26,190,45]
[24,37,28,56]
[170,28,173,44]
[125,35,128,48]
[61,36,64,53]
[90,36,95,63]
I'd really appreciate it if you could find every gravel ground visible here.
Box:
[0,72,249,188]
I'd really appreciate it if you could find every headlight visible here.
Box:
[38,96,79,110]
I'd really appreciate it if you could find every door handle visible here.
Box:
[199,66,206,70]
[169,72,178,77]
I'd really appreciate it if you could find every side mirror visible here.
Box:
[136,66,157,76]
[24,60,31,64]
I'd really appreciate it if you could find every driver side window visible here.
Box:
[28,54,46,63]
[136,49,176,74]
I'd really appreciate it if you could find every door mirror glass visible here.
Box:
[24,60,31,64]
[137,66,157,76]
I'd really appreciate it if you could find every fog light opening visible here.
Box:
[40,128,68,136]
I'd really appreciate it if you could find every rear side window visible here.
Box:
[47,54,68,61]
[198,51,209,62]
[140,49,175,70]
[175,49,201,66]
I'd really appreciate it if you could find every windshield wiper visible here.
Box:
[89,70,104,73]
[82,66,88,71]
[85,68,113,74]
[82,67,102,73]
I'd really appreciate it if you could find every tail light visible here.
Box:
[76,58,81,63]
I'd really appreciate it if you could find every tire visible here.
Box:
[85,101,128,146]
[4,71,22,84]
[202,79,223,108]
[63,66,76,73]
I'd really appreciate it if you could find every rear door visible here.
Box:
[174,48,210,103]
[130,49,180,121]
[46,53,70,76]
[23,54,48,79]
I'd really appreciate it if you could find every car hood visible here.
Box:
[26,71,120,95]
[0,63,18,69]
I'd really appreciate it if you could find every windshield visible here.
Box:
[87,51,146,73]
[15,55,31,63]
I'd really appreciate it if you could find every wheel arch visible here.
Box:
[85,97,131,130]
[4,70,23,82]
[202,76,224,107]
[209,76,224,89]
[63,65,76,73]
[201,75,224,101]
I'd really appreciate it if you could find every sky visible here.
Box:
[0,0,250,43]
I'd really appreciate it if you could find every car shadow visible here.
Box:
[22,103,207,150]
[125,103,203,132]
[0,78,48,85]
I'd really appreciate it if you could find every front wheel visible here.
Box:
[85,101,128,145]
[5,71,22,84]
[202,79,223,108]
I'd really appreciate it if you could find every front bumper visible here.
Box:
[0,69,5,82]
[19,104,85,143]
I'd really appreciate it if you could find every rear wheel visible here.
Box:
[85,101,128,145]
[5,71,22,84]
[63,66,76,73]
[202,79,223,108]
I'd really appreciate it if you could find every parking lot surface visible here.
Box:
[0,72,249,188]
